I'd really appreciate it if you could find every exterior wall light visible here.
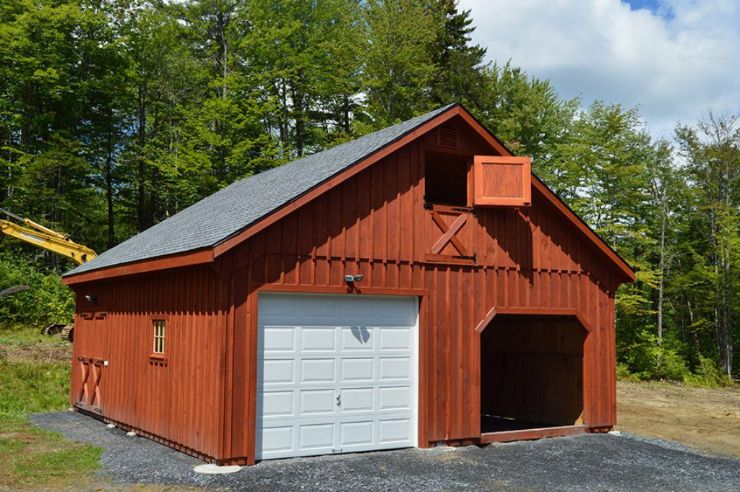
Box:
[344,274,364,284]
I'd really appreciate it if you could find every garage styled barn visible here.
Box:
[63,103,635,465]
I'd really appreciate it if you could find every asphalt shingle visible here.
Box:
[66,104,456,276]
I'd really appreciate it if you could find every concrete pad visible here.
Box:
[193,464,242,475]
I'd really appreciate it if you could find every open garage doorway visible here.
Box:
[480,314,587,441]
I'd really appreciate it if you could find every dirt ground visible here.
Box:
[617,380,740,459]
[0,329,70,363]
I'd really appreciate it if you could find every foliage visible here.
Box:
[0,253,73,328]
[363,0,441,126]
[616,363,640,382]
[474,62,578,167]
[684,356,733,388]
[622,330,690,381]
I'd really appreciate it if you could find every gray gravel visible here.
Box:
[32,411,740,491]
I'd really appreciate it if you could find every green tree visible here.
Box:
[474,62,578,173]
[428,0,487,109]
[363,0,441,127]
[675,113,739,376]
[241,0,362,158]
[0,0,112,254]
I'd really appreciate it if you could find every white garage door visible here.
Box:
[256,293,418,460]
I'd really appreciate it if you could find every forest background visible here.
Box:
[0,0,737,383]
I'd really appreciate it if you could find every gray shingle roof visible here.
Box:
[66,104,457,276]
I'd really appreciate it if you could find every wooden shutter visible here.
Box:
[473,155,532,207]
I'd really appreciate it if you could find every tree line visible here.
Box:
[0,0,737,381]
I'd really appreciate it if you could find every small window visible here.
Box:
[153,319,166,354]
[424,151,469,207]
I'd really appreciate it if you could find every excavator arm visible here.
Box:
[0,208,96,265]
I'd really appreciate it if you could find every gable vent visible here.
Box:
[437,126,458,148]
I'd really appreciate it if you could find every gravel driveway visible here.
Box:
[32,411,739,491]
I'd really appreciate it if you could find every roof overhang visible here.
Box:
[62,248,214,286]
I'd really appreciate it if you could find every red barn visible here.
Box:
[63,104,635,465]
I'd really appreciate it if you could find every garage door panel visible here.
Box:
[341,387,374,413]
[300,358,336,383]
[298,297,339,322]
[260,426,294,454]
[299,389,336,415]
[263,326,296,352]
[262,359,295,384]
[379,357,411,380]
[262,390,295,417]
[379,419,411,443]
[379,386,411,411]
[340,421,374,447]
[299,423,335,451]
[260,297,298,320]
[341,358,374,382]
[379,327,412,350]
[341,326,375,350]
[338,296,416,326]
[257,294,417,461]
[301,327,336,351]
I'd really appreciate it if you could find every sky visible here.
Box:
[458,0,740,139]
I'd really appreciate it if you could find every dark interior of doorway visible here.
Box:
[424,150,469,207]
[480,315,585,434]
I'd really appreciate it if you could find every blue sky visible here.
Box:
[459,0,740,139]
[624,0,663,13]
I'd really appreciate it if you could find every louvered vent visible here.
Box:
[438,126,458,148]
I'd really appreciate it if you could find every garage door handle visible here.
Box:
[336,394,341,406]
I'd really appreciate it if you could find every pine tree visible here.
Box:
[429,0,487,108]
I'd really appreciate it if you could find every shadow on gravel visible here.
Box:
[32,411,740,491]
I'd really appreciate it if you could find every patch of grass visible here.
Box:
[0,328,103,487]
[0,325,56,344]
[0,359,71,418]
[9,428,102,486]
[0,420,102,488]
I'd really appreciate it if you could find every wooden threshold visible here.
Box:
[479,425,587,444]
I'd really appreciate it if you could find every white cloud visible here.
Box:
[459,0,740,138]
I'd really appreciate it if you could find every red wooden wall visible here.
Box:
[70,265,231,460]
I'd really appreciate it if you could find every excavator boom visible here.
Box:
[0,209,96,265]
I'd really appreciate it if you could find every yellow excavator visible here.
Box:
[0,207,96,265]
[0,207,97,341]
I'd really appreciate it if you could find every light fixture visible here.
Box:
[84,294,97,304]
[344,274,364,284]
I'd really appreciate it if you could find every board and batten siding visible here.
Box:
[223,118,622,463]
[70,265,232,460]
